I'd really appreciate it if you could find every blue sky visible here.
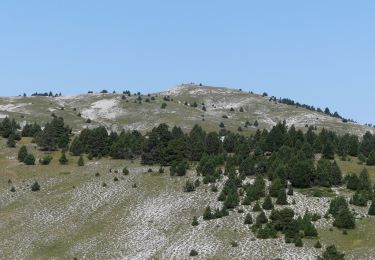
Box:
[0,1,374,123]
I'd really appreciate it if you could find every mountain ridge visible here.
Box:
[0,84,372,136]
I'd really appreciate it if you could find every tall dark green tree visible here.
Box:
[7,134,16,148]
[18,145,28,162]
[188,125,206,161]
[289,160,315,188]
[322,142,335,160]
[205,132,220,155]
[367,150,375,166]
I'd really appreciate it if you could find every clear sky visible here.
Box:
[0,1,374,123]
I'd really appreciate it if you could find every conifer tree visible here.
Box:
[276,189,288,205]
[269,178,283,197]
[77,155,84,166]
[367,150,375,166]
[368,198,375,215]
[192,216,199,226]
[322,142,335,160]
[18,145,28,162]
[318,245,345,260]
[256,211,268,224]
[330,161,342,186]
[203,205,214,220]
[333,208,355,229]
[24,154,36,165]
[253,201,262,212]
[314,240,322,249]
[7,134,16,148]
[262,195,274,210]
[244,213,253,225]
[31,181,40,191]
[59,151,68,165]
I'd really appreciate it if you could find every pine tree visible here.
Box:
[123,167,129,175]
[31,181,40,191]
[330,161,342,186]
[287,185,294,196]
[184,180,195,192]
[253,202,262,212]
[322,142,335,160]
[256,211,268,224]
[244,213,253,225]
[24,154,36,165]
[304,222,318,237]
[269,178,283,197]
[333,208,355,229]
[368,199,375,215]
[358,168,371,191]
[289,160,314,188]
[59,152,68,165]
[78,155,84,166]
[276,189,288,205]
[329,196,349,217]
[314,240,322,249]
[7,134,16,148]
[203,205,214,220]
[192,216,199,226]
[367,150,375,166]
[262,195,274,210]
[294,234,303,247]
[318,245,345,260]
[18,145,28,162]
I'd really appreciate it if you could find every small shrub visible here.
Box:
[184,180,195,192]
[10,186,16,192]
[244,213,253,225]
[78,155,84,166]
[189,249,198,256]
[39,155,52,165]
[123,167,129,175]
[114,177,119,182]
[314,240,322,248]
[31,181,40,191]
[191,216,199,226]
[210,184,218,192]
[24,154,36,165]
[59,152,68,165]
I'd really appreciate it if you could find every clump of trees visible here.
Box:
[17,145,35,165]
[328,196,355,229]
[34,117,71,151]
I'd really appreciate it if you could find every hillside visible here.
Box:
[0,84,372,136]
[1,84,375,260]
